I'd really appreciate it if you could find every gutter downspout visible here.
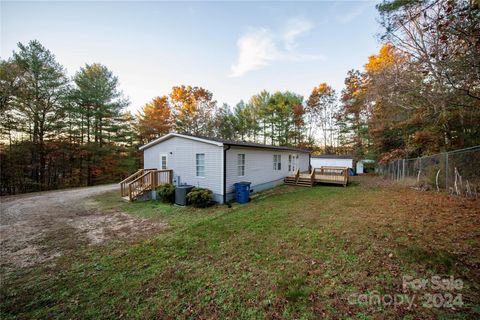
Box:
[223,145,231,204]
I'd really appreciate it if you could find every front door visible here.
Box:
[160,154,168,170]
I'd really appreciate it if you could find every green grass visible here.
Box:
[1,180,479,319]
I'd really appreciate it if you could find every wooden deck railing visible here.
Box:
[313,166,349,186]
[120,168,155,197]
[152,169,173,186]
[120,169,173,200]
[287,166,349,187]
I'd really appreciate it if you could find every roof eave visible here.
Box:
[139,133,224,151]
[225,143,310,153]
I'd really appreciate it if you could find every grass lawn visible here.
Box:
[1,176,479,319]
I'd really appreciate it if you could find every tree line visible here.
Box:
[0,41,341,195]
[1,41,137,194]
[136,85,342,150]
[338,0,480,162]
[1,0,478,194]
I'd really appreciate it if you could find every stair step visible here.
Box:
[129,185,152,201]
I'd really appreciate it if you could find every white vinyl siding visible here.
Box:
[237,154,245,176]
[273,155,281,170]
[226,147,310,196]
[196,153,205,177]
[143,136,223,197]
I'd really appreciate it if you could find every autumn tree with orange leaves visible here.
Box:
[169,85,216,136]
[367,0,480,161]
[137,96,172,144]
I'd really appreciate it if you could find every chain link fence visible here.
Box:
[378,146,480,198]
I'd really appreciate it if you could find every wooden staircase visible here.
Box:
[284,169,314,187]
[120,169,173,201]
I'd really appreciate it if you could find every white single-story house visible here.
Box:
[139,133,311,203]
[310,155,373,174]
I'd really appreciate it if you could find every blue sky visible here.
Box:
[1,1,381,113]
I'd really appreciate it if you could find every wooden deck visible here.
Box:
[284,166,349,187]
[120,169,173,201]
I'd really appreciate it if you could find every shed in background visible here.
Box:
[311,155,354,169]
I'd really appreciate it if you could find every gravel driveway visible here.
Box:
[0,185,161,271]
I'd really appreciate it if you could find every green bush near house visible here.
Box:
[156,183,176,203]
[186,187,213,207]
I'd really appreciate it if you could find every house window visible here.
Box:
[237,154,245,176]
[196,153,205,177]
[273,155,281,170]
[288,155,292,171]
[160,154,167,170]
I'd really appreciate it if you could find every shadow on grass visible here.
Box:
[396,245,458,273]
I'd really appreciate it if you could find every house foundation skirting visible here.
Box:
[223,178,284,203]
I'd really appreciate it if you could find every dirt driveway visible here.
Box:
[0,185,162,272]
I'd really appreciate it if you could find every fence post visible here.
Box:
[397,160,400,180]
[445,152,449,191]
[398,160,401,181]
[419,157,422,181]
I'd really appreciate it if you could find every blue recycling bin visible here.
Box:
[234,181,251,204]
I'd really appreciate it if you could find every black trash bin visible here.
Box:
[175,185,194,206]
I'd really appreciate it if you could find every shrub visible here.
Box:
[156,184,175,203]
[186,187,213,208]
[363,162,376,173]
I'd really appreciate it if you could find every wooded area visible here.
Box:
[1,0,478,195]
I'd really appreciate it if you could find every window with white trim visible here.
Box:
[273,154,281,170]
[237,154,245,176]
[288,155,292,171]
[196,153,205,177]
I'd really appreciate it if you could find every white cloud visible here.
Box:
[282,17,314,50]
[229,17,323,78]
[230,28,280,78]
[336,4,369,24]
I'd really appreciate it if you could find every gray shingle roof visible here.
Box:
[179,133,311,153]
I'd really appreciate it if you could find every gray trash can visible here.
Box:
[175,185,194,206]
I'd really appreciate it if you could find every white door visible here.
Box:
[160,154,168,170]
[289,154,298,172]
